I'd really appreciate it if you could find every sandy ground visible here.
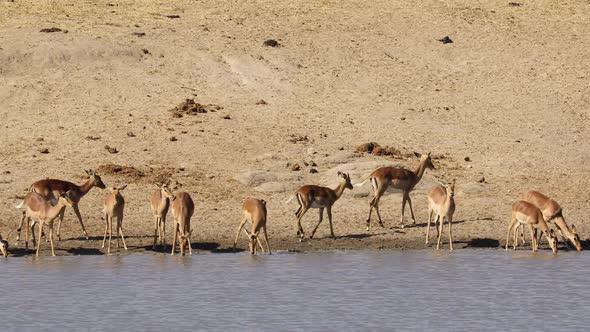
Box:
[0,0,589,256]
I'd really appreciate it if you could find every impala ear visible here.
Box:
[337,171,342,177]
[119,184,128,191]
[154,182,161,188]
[550,229,556,237]
[413,152,421,158]
[84,169,90,175]
[571,224,577,234]
[427,152,431,157]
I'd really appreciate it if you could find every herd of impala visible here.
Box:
[0,152,582,258]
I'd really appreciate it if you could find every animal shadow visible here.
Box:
[464,238,500,248]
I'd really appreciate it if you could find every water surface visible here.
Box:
[1,250,588,331]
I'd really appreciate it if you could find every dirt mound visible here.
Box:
[97,164,176,185]
[354,142,412,159]
[170,99,223,118]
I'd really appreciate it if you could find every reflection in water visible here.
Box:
[1,250,589,331]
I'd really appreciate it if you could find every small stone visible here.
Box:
[127,131,136,137]
[263,39,279,47]
[310,161,317,167]
[142,48,150,55]
[170,136,178,142]
[223,115,231,120]
[338,147,344,151]
[105,145,118,154]
[291,163,301,171]
[400,117,406,120]
[478,177,485,183]
[309,168,318,174]
[36,137,44,142]
[437,36,453,44]
[39,148,49,154]
[464,156,470,162]
[303,161,309,167]
[256,99,267,105]
[132,32,146,37]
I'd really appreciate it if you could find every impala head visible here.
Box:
[447,179,456,198]
[414,152,435,170]
[58,190,75,207]
[546,229,558,253]
[110,184,128,196]
[0,235,8,257]
[570,224,582,251]
[249,234,258,255]
[337,172,353,190]
[179,229,192,255]
[156,181,175,200]
[85,169,106,189]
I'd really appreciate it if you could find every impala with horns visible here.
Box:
[17,169,106,242]
[150,181,173,249]
[357,152,434,230]
[102,184,128,254]
[17,191,74,256]
[233,198,271,255]
[519,190,581,251]
[170,191,194,256]
[506,200,558,253]
[286,172,353,240]
[426,179,456,250]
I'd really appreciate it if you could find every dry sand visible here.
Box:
[0,0,589,255]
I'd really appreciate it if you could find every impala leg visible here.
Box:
[30,219,37,248]
[529,224,536,252]
[310,208,324,239]
[512,225,518,248]
[263,225,271,255]
[171,224,178,255]
[519,224,526,246]
[400,194,408,228]
[16,211,26,242]
[327,207,335,238]
[448,216,453,251]
[56,208,65,241]
[506,214,517,251]
[24,216,30,249]
[36,222,43,257]
[72,204,89,240]
[436,217,444,250]
[367,183,386,230]
[118,216,127,250]
[187,229,192,256]
[107,216,113,254]
[426,209,433,244]
[296,207,309,241]
[49,222,55,257]
[406,194,417,225]
[102,215,108,248]
[233,217,248,251]
[161,216,167,247]
[152,215,159,249]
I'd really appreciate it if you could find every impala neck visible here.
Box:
[78,177,95,196]
[333,181,347,200]
[414,159,428,183]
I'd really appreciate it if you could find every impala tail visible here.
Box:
[354,177,370,187]
[285,195,295,204]
[15,200,24,209]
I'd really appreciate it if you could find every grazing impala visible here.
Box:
[102,184,128,254]
[17,169,106,241]
[170,191,194,256]
[17,191,74,256]
[425,179,456,250]
[519,190,581,251]
[506,200,558,253]
[233,198,271,255]
[0,233,8,257]
[286,172,353,240]
[150,182,173,249]
[357,152,434,230]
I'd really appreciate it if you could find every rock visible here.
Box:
[127,131,136,137]
[256,99,267,105]
[478,177,486,183]
[169,136,177,142]
[263,39,279,47]
[39,148,49,154]
[437,36,453,44]
[464,156,470,162]
[222,115,231,120]
[309,168,318,174]
[40,27,64,33]
[291,163,301,171]
[132,32,146,37]
[105,145,118,154]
